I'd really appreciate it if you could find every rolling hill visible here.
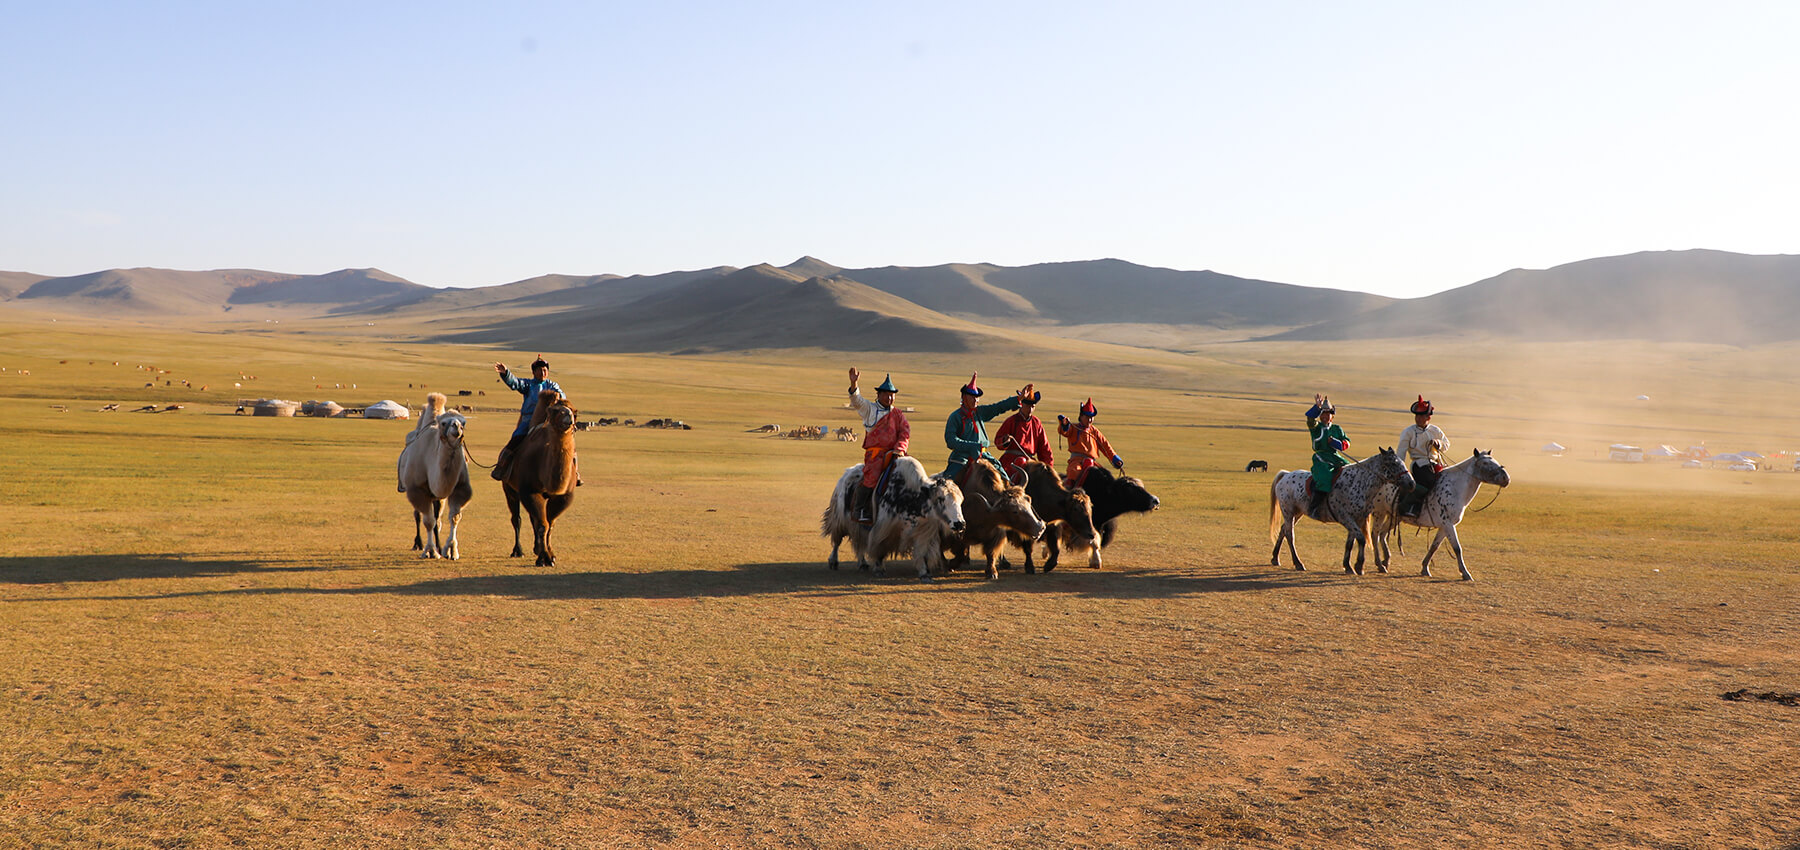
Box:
[1266,250,1800,344]
[9,249,1800,349]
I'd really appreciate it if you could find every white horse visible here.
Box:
[1268,447,1414,575]
[1369,449,1510,581]
[397,392,473,559]
[822,456,968,581]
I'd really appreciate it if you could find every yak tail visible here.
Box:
[415,392,447,434]
[1268,473,1283,545]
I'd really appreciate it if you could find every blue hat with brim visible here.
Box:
[874,374,898,393]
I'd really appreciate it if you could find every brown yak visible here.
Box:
[1001,460,1099,573]
[502,389,578,567]
[945,458,1046,580]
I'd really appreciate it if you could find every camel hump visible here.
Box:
[426,392,447,416]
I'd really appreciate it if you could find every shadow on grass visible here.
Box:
[0,553,323,585]
[5,556,1343,602]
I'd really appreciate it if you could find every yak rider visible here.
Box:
[492,355,581,487]
[847,368,911,526]
[943,373,1033,483]
[993,387,1052,486]
[1396,394,1449,518]
[1055,397,1124,489]
[1305,393,1350,519]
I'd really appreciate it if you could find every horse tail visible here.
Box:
[1268,474,1283,544]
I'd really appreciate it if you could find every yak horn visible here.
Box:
[968,492,993,510]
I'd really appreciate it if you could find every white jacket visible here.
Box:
[1398,423,1448,468]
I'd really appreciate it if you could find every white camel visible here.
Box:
[397,392,473,559]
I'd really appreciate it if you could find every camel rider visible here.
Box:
[492,356,580,486]
[848,368,910,525]
[1306,393,1350,518]
[993,387,1052,485]
[1397,395,1449,518]
[1056,397,1123,488]
[943,373,1031,481]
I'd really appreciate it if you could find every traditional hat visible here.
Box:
[1317,396,1336,414]
[874,374,899,393]
[1021,389,1042,405]
[1409,395,1433,416]
[961,372,983,397]
[530,355,550,371]
[1080,397,1098,418]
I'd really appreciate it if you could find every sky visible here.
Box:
[4,1,1797,299]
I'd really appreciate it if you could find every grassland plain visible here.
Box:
[0,318,1797,849]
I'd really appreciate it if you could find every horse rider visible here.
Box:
[1306,393,1350,518]
[1055,397,1124,488]
[1396,395,1449,518]
[848,368,910,525]
[993,387,1052,485]
[943,373,1032,481]
[492,356,580,486]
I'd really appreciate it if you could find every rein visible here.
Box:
[1468,483,1503,513]
[462,443,495,470]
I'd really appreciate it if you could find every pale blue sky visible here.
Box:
[4,1,1796,297]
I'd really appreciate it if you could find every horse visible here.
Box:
[396,392,472,559]
[1268,447,1414,575]
[502,390,578,567]
[944,458,1045,580]
[1000,460,1098,573]
[1369,449,1511,581]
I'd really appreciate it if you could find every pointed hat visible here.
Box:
[1080,397,1097,417]
[961,372,983,397]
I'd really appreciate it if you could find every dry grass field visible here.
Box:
[1,318,1797,848]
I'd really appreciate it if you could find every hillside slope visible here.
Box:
[1267,250,1800,343]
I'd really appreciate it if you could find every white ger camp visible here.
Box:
[1541,442,1567,456]
[1608,444,1645,463]
[363,400,410,420]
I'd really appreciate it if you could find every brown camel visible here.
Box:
[502,390,578,567]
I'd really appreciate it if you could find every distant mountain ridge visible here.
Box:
[5,250,1799,348]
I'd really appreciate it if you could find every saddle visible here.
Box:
[1065,464,1093,491]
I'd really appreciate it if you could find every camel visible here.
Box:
[397,392,472,559]
[503,389,578,567]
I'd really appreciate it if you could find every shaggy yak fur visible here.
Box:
[1002,460,1099,573]
[1068,466,1161,569]
[944,458,1046,580]
[822,456,967,581]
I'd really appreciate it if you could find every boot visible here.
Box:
[1309,488,1329,520]
[851,483,875,526]
[1399,490,1420,518]
[491,444,513,481]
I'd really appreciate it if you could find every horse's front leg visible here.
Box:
[1420,527,1449,577]
[1444,524,1472,581]
[412,511,424,551]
